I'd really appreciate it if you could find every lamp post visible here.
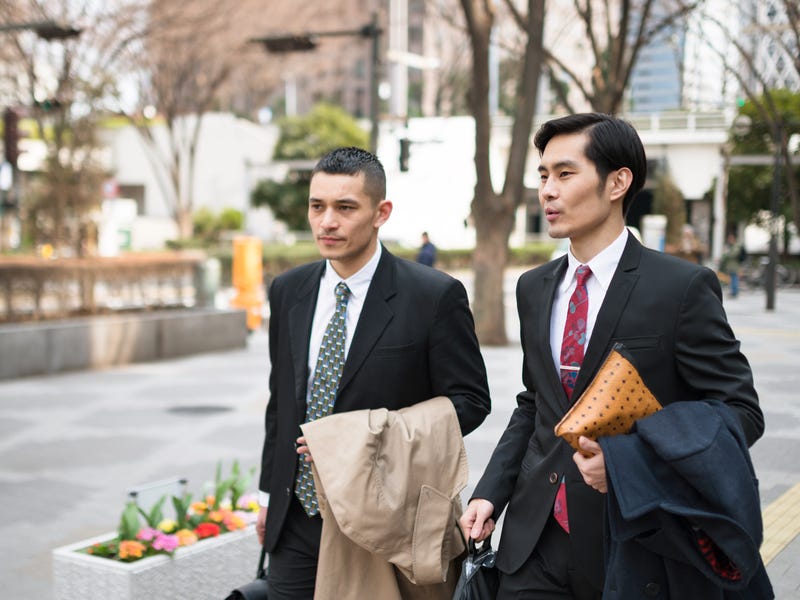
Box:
[251,13,383,154]
[727,113,792,311]
[0,19,82,251]
[764,120,782,311]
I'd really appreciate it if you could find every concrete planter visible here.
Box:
[52,527,261,600]
[0,308,248,379]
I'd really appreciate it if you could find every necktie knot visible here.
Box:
[334,282,350,307]
[575,265,592,287]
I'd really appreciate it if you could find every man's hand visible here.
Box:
[459,498,496,542]
[256,505,268,546]
[573,436,607,493]
[296,436,313,463]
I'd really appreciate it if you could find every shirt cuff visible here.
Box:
[258,490,270,507]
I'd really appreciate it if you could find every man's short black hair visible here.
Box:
[311,147,386,205]
[533,113,647,215]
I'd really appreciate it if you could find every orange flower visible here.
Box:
[190,501,208,514]
[176,529,198,547]
[118,540,146,560]
[224,513,246,531]
[208,510,225,523]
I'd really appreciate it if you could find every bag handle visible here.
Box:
[256,538,267,579]
[455,518,493,555]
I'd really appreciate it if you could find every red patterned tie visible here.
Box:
[554,264,592,533]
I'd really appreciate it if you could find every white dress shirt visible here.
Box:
[549,228,629,376]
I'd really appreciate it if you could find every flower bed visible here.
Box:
[53,527,260,600]
[52,461,264,600]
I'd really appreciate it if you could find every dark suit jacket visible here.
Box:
[259,246,491,552]
[472,235,764,588]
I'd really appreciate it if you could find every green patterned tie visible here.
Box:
[294,281,350,516]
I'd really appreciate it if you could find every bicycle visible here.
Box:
[740,256,797,289]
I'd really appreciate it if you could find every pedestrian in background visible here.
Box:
[459,113,769,599]
[257,147,490,599]
[719,232,745,298]
[416,231,437,267]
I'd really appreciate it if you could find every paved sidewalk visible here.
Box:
[0,273,798,598]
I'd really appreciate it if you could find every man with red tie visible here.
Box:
[459,113,765,599]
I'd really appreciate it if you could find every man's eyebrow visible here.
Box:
[538,159,581,173]
[308,197,359,204]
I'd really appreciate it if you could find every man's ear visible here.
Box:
[608,168,633,202]
[374,199,392,227]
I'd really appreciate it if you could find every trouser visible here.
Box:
[497,513,603,600]
[266,496,323,600]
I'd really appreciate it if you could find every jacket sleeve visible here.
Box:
[428,278,491,436]
[673,267,763,446]
[471,277,538,518]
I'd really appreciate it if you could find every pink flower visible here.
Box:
[136,527,159,541]
[152,533,179,552]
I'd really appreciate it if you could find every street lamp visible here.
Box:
[0,21,82,40]
[250,13,383,154]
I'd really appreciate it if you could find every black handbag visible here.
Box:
[224,540,269,600]
[452,530,500,600]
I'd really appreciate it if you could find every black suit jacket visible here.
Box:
[259,247,491,552]
[472,235,764,588]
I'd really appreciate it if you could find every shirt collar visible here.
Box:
[561,228,629,293]
[321,243,382,299]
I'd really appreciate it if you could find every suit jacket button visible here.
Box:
[549,472,559,484]
[285,487,291,496]
[644,583,660,597]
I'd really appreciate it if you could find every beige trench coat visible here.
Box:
[301,396,468,600]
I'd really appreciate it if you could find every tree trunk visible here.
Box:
[461,0,544,346]
[177,205,194,239]
[473,193,515,345]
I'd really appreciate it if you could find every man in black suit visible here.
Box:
[257,146,491,599]
[459,114,764,599]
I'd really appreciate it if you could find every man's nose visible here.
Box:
[540,176,557,199]
[319,208,338,229]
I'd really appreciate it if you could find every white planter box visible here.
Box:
[53,526,263,600]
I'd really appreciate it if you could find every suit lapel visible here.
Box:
[289,262,325,422]
[573,237,642,398]
[337,249,396,396]
[537,260,573,413]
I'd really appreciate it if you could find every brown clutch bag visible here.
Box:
[554,343,662,455]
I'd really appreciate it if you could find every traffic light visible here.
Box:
[3,108,20,169]
[399,137,410,172]
[34,98,63,112]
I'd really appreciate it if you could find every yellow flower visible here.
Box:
[176,529,198,547]
[157,519,177,533]
[190,501,208,514]
[244,499,259,512]
[118,540,146,559]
